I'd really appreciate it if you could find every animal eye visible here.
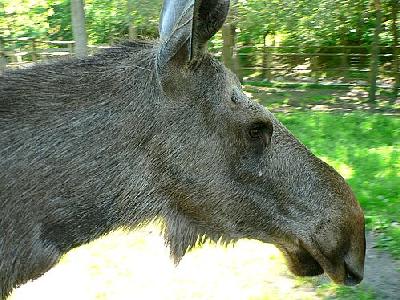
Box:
[248,122,273,149]
[231,93,239,104]
[249,127,263,139]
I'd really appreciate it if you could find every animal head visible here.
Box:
[153,0,365,285]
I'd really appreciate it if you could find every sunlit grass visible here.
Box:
[11,226,321,300]
[319,156,354,179]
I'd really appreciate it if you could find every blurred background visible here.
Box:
[1,0,399,299]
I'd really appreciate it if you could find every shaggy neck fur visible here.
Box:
[0,41,210,299]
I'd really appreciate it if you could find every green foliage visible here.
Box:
[1,0,398,49]
[84,0,161,44]
[235,0,398,47]
[48,0,72,41]
[0,0,161,44]
[1,0,51,39]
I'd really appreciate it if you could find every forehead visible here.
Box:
[192,55,241,93]
[191,56,268,118]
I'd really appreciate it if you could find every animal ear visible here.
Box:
[158,0,230,69]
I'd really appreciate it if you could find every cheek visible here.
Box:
[232,151,268,183]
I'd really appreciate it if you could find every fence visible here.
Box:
[0,37,107,69]
[1,38,399,98]
[213,45,399,91]
[0,38,75,68]
[236,46,400,81]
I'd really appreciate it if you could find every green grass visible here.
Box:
[318,285,376,300]
[295,276,377,300]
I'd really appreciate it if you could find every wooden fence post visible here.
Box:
[0,38,6,71]
[31,39,37,62]
[68,42,74,56]
[340,47,349,79]
[310,51,320,81]
[369,0,382,102]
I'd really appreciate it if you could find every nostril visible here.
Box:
[344,262,363,286]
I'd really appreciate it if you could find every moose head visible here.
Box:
[0,0,365,298]
[155,0,366,285]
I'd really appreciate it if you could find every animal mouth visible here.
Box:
[343,261,363,286]
[278,242,324,277]
[278,240,363,286]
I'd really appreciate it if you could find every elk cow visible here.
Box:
[0,0,365,298]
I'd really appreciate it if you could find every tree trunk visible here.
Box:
[369,0,382,102]
[71,0,88,58]
[262,34,273,82]
[222,0,242,82]
[222,24,234,69]
[392,0,399,99]
[127,0,137,40]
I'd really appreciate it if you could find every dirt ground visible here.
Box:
[363,232,400,300]
[244,84,399,115]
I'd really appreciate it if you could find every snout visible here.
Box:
[281,233,365,286]
[316,203,366,285]
[314,244,365,286]
[327,235,366,286]
[281,199,366,286]
[343,259,364,286]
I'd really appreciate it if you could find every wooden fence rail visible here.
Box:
[0,38,107,69]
